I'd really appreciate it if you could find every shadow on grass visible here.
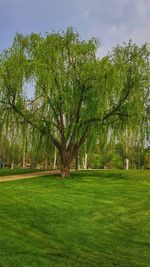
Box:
[41,169,145,182]
[71,170,129,180]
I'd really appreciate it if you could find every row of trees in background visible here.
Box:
[0,28,149,176]
[0,119,149,170]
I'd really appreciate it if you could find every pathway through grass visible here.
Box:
[0,169,45,177]
[0,170,59,182]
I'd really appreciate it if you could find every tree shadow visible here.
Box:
[71,170,129,180]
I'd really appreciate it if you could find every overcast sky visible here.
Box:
[0,0,150,55]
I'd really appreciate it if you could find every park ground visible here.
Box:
[0,170,150,267]
[0,169,45,176]
[0,170,59,183]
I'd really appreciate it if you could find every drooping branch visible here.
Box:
[8,100,61,151]
[79,67,136,128]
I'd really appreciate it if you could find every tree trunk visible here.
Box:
[23,150,26,168]
[61,164,70,178]
[60,144,80,177]
[75,151,78,172]
[83,153,88,169]
[44,159,48,170]
[125,158,129,170]
[60,149,71,178]
[11,161,14,169]
[36,163,40,169]
[53,147,57,169]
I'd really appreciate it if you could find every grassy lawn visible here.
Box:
[0,169,44,177]
[0,170,149,267]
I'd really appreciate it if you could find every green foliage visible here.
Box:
[0,28,149,174]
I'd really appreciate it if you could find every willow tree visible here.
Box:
[0,28,149,177]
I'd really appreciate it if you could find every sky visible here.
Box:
[0,0,150,56]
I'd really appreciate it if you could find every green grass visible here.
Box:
[0,170,150,267]
[0,169,44,176]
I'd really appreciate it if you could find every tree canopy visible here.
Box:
[0,28,149,176]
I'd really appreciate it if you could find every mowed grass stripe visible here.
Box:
[0,170,150,266]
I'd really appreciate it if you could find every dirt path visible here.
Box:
[0,170,60,183]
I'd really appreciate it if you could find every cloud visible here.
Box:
[0,0,149,55]
[72,0,150,55]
